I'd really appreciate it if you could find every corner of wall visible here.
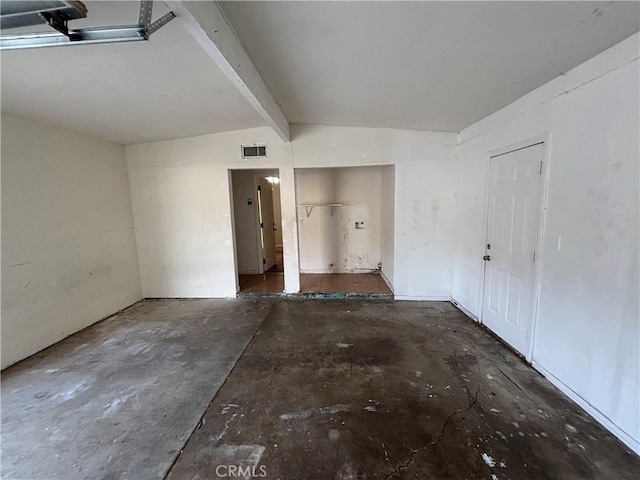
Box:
[2,114,143,368]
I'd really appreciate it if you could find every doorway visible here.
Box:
[230,169,284,294]
[295,165,395,296]
[481,140,547,358]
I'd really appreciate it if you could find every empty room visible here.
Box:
[1,1,638,479]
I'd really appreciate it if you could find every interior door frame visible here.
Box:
[479,132,552,362]
[229,168,280,293]
[252,174,266,274]
[252,172,279,274]
[252,174,264,274]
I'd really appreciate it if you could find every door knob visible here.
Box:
[483,255,491,261]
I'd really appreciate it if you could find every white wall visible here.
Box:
[291,125,458,299]
[1,113,142,369]
[296,166,383,273]
[126,127,300,296]
[451,33,640,453]
[127,124,457,300]
[380,165,395,287]
[231,170,260,274]
[272,181,283,246]
[295,168,339,272]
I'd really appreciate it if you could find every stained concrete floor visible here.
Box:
[2,299,639,480]
[1,299,272,479]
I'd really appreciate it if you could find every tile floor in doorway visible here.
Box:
[239,273,284,294]
[238,273,392,295]
[300,273,392,294]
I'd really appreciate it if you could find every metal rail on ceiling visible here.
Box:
[0,1,175,50]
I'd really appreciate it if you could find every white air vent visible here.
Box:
[242,145,267,159]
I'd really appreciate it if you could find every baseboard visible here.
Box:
[380,271,394,292]
[299,269,379,274]
[450,297,480,322]
[394,295,451,301]
[532,361,640,456]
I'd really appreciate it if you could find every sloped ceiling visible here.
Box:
[1,1,266,145]
[1,1,638,144]
[221,1,640,132]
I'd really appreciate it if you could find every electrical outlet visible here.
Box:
[355,222,364,229]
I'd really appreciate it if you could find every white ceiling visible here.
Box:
[221,1,640,132]
[0,1,266,145]
[1,1,639,144]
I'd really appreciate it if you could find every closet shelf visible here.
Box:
[297,203,343,218]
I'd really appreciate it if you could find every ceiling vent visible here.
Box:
[242,145,267,159]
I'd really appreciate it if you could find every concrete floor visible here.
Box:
[1,299,272,479]
[2,299,638,479]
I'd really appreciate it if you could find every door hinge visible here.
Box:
[257,185,262,191]
[539,161,543,175]
[263,258,266,265]
[260,222,264,228]
[532,250,536,262]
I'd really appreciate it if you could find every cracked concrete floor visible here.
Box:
[2,299,639,479]
[169,299,638,480]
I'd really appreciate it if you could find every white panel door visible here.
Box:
[482,143,544,356]
[258,178,277,272]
